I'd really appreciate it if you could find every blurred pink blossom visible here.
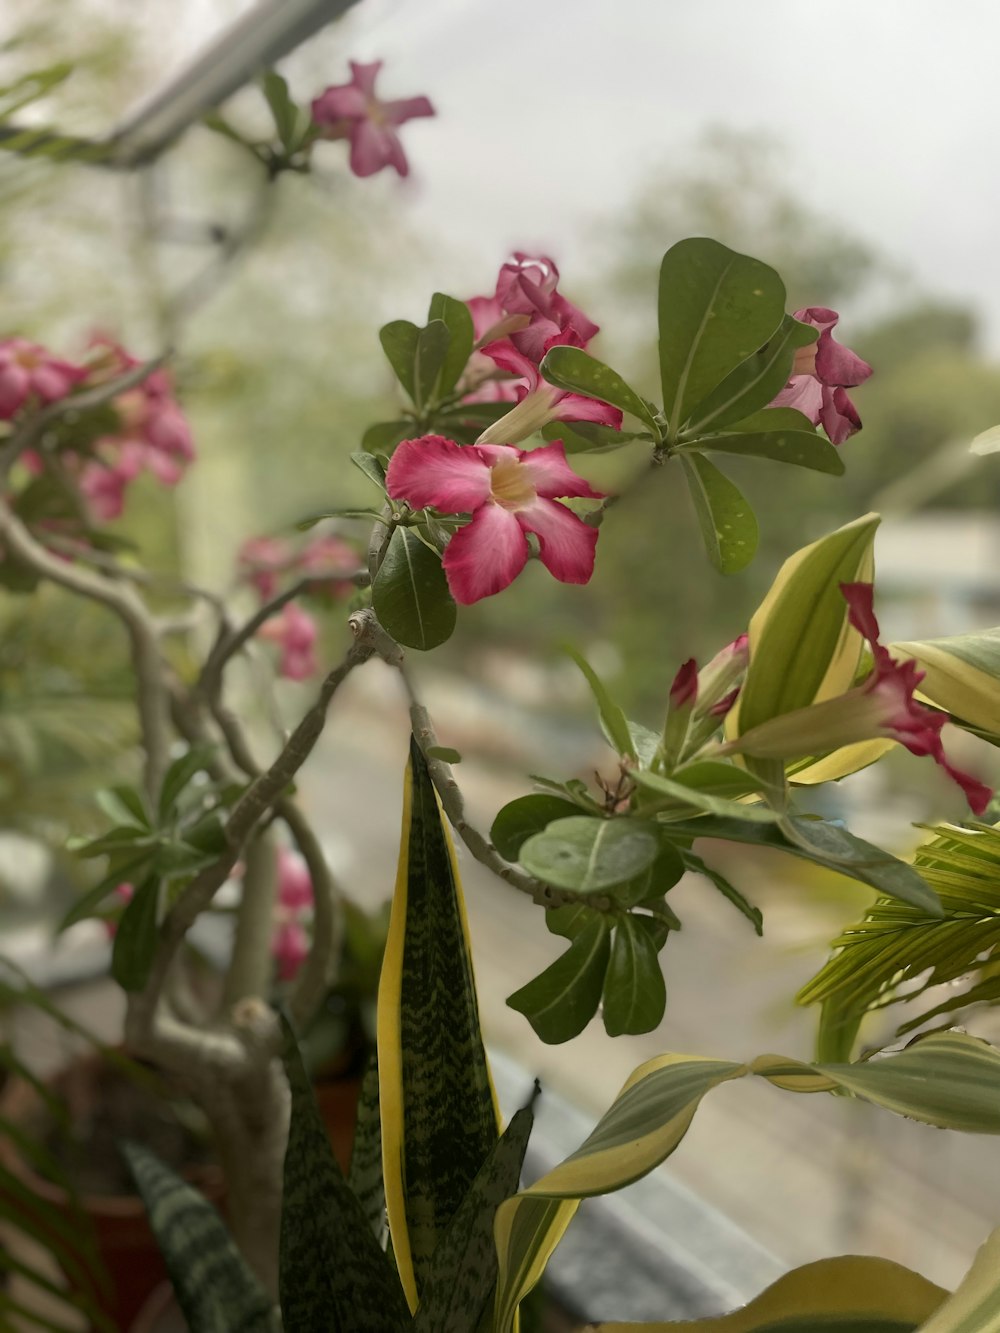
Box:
[0,338,86,420]
[257,602,319,680]
[311,60,435,178]
[271,920,310,982]
[277,846,314,911]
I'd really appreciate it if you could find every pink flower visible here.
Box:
[385,434,605,605]
[0,338,86,420]
[310,61,435,178]
[272,920,310,982]
[475,338,623,446]
[298,533,358,598]
[257,602,319,680]
[734,585,992,814]
[277,847,313,910]
[771,308,872,445]
[669,659,699,711]
[238,536,295,599]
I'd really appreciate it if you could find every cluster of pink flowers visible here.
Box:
[310,60,435,179]
[270,847,314,982]
[0,339,87,419]
[772,308,872,444]
[239,532,358,681]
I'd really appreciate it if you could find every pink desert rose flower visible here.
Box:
[238,536,296,599]
[272,920,310,982]
[771,308,872,445]
[735,584,992,814]
[0,338,86,420]
[277,847,314,911]
[475,338,623,446]
[386,434,605,605]
[257,602,319,681]
[310,61,435,178]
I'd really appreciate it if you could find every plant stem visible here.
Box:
[223,829,278,1008]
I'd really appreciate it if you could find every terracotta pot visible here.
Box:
[129,1282,187,1333]
[0,1062,223,1332]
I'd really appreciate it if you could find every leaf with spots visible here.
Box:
[680,453,758,574]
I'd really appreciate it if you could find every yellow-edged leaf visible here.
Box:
[892,631,1000,737]
[918,1226,1000,1331]
[588,1253,946,1331]
[789,737,896,784]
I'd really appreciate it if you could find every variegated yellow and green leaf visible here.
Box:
[587,1253,946,1332]
[891,629,1000,739]
[378,737,500,1312]
[918,1227,1000,1331]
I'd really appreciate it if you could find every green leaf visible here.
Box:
[736,513,879,733]
[891,628,1000,738]
[158,745,214,822]
[428,293,475,398]
[661,815,941,914]
[361,421,411,454]
[426,745,462,764]
[519,817,661,893]
[680,453,758,574]
[110,876,160,992]
[371,526,457,651]
[507,916,612,1043]
[669,760,766,800]
[681,849,763,935]
[546,902,602,940]
[95,784,150,829]
[691,410,844,476]
[379,320,421,401]
[564,645,636,759]
[413,1102,535,1333]
[58,851,153,931]
[294,505,382,530]
[351,450,389,490]
[541,421,646,454]
[913,1225,1000,1331]
[122,1142,279,1333]
[378,738,500,1310]
[0,62,73,118]
[682,313,819,435]
[347,1056,386,1241]
[602,915,667,1036]
[415,319,451,408]
[280,1018,410,1332]
[657,238,786,437]
[607,841,685,909]
[633,767,776,823]
[491,795,584,861]
[539,345,658,430]
[261,70,305,151]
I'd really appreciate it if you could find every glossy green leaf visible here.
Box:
[546,901,602,940]
[691,408,843,476]
[415,319,451,408]
[96,784,150,829]
[111,876,159,992]
[602,915,667,1036]
[158,745,215,822]
[413,1103,535,1333]
[735,514,878,733]
[507,916,612,1043]
[428,292,475,398]
[680,453,758,574]
[351,449,389,489]
[371,526,457,651]
[261,70,306,151]
[633,767,777,823]
[378,739,500,1311]
[542,421,646,454]
[491,794,583,861]
[565,644,636,759]
[361,422,411,455]
[540,345,658,429]
[519,816,661,892]
[682,314,818,435]
[661,815,941,913]
[589,1254,944,1331]
[606,841,685,910]
[280,1019,409,1332]
[380,320,420,401]
[657,239,785,437]
[123,1142,279,1333]
[669,760,766,800]
[681,850,763,935]
[58,851,152,931]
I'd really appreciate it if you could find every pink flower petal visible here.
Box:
[442,503,527,604]
[277,847,314,909]
[311,86,367,123]
[348,60,383,97]
[820,385,863,445]
[516,498,598,585]
[0,363,29,417]
[481,340,539,394]
[771,374,825,423]
[385,434,493,513]
[272,920,310,981]
[517,440,605,500]
[548,392,623,430]
[349,119,404,177]
[382,95,435,125]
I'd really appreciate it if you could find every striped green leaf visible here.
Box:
[589,1254,944,1331]
[122,1142,279,1333]
[891,629,1000,738]
[279,1018,409,1332]
[413,1101,535,1332]
[378,737,500,1312]
[918,1227,1000,1331]
[347,1055,386,1241]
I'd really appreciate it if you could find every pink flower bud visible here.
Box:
[669,658,698,711]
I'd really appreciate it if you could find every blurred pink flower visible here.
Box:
[771,308,872,445]
[238,536,296,599]
[311,60,435,178]
[272,920,310,982]
[257,602,319,680]
[386,433,603,605]
[277,846,314,910]
[0,338,86,420]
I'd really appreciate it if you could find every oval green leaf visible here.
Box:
[111,876,160,993]
[491,794,584,862]
[680,453,758,574]
[379,320,420,401]
[371,527,457,651]
[506,916,612,1044]
[519,816,661,893]
[602,915,667,1037]
[540,345,658,430]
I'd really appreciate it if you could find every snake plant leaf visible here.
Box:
[122,1142,280,1333]
[378,737,500,1312]
[658,238,786,437]
[413,1101,535,1333]
[280,1017,410,1333]
[587,1253,945,1331]
[891,628,1000,738]
[347,1055,386,1242]
[732,513,879,736]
